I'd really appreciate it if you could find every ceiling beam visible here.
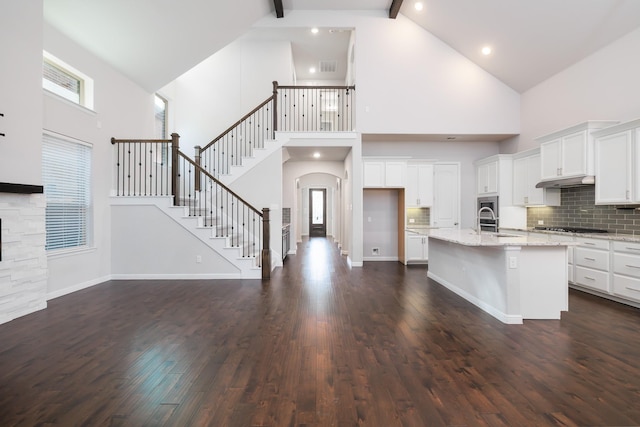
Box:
[389,0,403,19]
[274,0,284,18]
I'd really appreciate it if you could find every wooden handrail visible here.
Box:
[200,95,275,152]
[177,149,263,217]
[111,138,172,144]
[276,85,356,90]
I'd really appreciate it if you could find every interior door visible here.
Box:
[309,188,327,237]
[433,163,460,228]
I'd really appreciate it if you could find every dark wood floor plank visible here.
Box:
[1,237,640,426]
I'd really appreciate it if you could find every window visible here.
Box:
[42,133,92,252]
[154,94,168,139]
[42,51,94,110]
[154,94,169,163]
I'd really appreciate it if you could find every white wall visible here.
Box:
[228,149,282,268]
[43,23,155,297]
[363,189,399,260]
[362,139,500,228]
[503,27,640,153]
[0,1,44,186]
[252,10,521,136]
[164,40,294,152]
[111,205,239,277]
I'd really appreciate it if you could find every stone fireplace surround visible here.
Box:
[0,183,48,325]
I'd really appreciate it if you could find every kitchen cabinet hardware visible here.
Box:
[625,264,640,269]
[626,287,640,292]
[584,257,596,261]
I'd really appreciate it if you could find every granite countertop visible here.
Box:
[502,227,640,243]
[428,228,577,247]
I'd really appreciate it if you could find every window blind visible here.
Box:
[42,133,92,251]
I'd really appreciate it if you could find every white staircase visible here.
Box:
[216,134,288,186]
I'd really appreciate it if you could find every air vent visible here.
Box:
[319,60,337,73]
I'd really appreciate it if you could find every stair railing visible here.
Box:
[196,81,356,178]
[111,134,271,278]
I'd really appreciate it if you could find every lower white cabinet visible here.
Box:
[612,241,640,303]
[406,233,428,263]
[574,237,610,292]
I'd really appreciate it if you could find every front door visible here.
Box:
[309,188,327,237]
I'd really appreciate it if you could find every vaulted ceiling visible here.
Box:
[43,0,640,93]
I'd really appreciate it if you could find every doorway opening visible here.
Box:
[309,188,327,237]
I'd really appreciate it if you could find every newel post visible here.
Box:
[272,81,278,138]
[262,207,271,280]
[171,133,180,206]
[194,145,201,192]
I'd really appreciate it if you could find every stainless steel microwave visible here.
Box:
[477,196,499,231]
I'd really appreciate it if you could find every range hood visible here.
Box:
[535,175,595,189]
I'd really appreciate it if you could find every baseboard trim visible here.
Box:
[110,273,243,280]
[427,271,523,325]
[362,256,399,262]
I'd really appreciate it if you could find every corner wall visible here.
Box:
[504,27,640,153]
[43,23,156,298]
[0,1,48,324]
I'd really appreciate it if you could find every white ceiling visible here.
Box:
[42,0,640,162]
[43,0,640,94]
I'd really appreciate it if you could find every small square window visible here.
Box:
[43,51,94,110]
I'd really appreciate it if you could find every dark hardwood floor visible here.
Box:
[1,238,640,426]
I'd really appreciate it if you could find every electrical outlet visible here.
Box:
[409,218,415,223]
[509,256,517,269]
[196,255,202,263]
[372,247,379,255]
[538,220,544,225]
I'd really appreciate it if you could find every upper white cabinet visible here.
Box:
[475,155,514,201]
[593,119,640,205]
[363,159,406,188]
[512,149,560,206]
[536,121,618,182]
[406,162,434,207]
[477,160,498,195]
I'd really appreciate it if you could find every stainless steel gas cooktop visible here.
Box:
[534,226,608,234]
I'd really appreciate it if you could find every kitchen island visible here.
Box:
[427,229,575,324]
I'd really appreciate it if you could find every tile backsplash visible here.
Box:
[527,186,640,235]
[282,207,291,225]
[407,207,430,227]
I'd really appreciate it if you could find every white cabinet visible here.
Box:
[476,160,498,195]
[406,163,434,207]
[363,159,406,188]
[406,233,428,263]
[536,121,618,182]
[612,241,640,303]
[513,149,560,206]
[594,119,640,205]
[574,237,610,293]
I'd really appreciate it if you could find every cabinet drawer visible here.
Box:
[612,274,640,302]
[613,252,640,279]
[575,266,609,292]
[613,240,640,254]
[574,247,609,271]
[576,237,610,250]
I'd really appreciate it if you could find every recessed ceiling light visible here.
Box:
[482,46,492,56]
[309,67,316,74]
[414,2,424,11]
[311,27,319,34]
[313,152,321,159]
